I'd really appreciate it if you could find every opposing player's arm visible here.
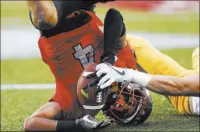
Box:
[94,64,200,97]
[147,74,199,96]
[27,0,58,30]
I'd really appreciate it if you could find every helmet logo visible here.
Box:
[96,92,103,103]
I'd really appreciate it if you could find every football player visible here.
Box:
[95,36,200,116]
[24,1,137,131]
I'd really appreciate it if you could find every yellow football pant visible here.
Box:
[127,35,199,115]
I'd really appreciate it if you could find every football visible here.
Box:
[77,62,109,116]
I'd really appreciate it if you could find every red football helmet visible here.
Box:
[102,81,153,125]
[77,63,152,125]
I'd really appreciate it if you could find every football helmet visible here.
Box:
[102,81,153,125]
[77,63,152,125]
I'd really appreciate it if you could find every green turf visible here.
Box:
[2,90,199,131]
[1,48,199,131]
[1,1,199,34]
[1,90,54,131]
[1,58,54,84]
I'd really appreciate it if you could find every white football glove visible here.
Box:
[96,63,132,89]
[96,63,152,89]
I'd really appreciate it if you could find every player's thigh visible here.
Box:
[28,1,58,30]
[30,101,62,119]
[127,35,195,76]
[62,99,87,120]
[192,47,199,73]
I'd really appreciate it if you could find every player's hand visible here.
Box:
[76,115,111,132]
[87,63,152,89]
[86,71,106,89]
[95,63,132,89]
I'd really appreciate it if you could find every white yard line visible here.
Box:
[1,84,55,90]
[1,28,199,59]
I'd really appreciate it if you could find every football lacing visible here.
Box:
[96,92,103,103]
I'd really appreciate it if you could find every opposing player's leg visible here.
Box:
[127,35,196,76]
[127,35,197,115]
[189,47,200,115]
[24,102,62,131]
[192,47,199,73]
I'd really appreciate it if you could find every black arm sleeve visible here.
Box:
[98,0,115,3]
[101,8,126,64]
[56,120,82,132]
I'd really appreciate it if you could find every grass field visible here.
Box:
[1,1,199,34]
[1,48,199,131]
[1,1,199,131]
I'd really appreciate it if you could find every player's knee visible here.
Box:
[23,117,36,131]
[23,117,32,131]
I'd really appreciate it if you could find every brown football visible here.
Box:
[77,62,108,116]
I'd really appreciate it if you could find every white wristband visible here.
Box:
[125,69,152,87]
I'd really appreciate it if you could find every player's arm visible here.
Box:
[101,8,126,65]
[94,64,200,97]
[98,0,115,2]
[27,0,58,30]
[146,74,199,96]
[88,0,114,3]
